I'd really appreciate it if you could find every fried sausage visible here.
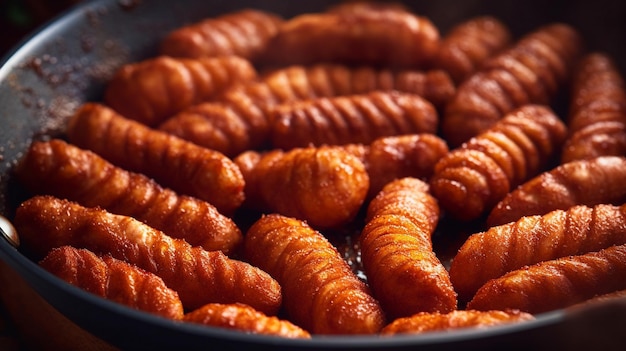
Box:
[184,303,311,338]
[434,16,512,84]
[15,139,242,254]
[14,196,282,315]
[466,243,626,314]
[40,246,184,320]
[451,204,626,303]
[430,104,567,221]
[442,23,582,147]
[270,91,438,150]
[562,53,626,162]
[360,178,457,319]
[259,10,439,69]
[244,214,385,335]
[343,133,449,197]
[160,9,283,61]
[259,64,455,108]
[159,64,454,156]
[66,103,245,215]
[487,156,626,226]
[380,310,533,335]
[233,146,369,229]
[104,56,257,126]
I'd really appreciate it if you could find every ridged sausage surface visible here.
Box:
[244,214,385,335]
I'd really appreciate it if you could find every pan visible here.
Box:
[1,0,626,349]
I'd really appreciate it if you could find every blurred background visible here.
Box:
[1,0,81,56]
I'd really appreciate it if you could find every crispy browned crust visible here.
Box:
[466,243,626,314]
[15,139,243,254]
[487,156,626,227]
[562,53,626,162]
[430,104,567,221]
[259,10,439,69]
[442,23,582,147]
[234,146,369,229]
[361,178,457,319]
[184,303,311,338]
[159,64,453,156]
[14,196,282,315]
[103,56,257,126]
[451,204,626,303]
[435,16,512,84]
[66,103,245,215]
[260,64,455,108]
[270,91,438,149]
[380,309,534,335]
[244,214,385,335]
[345,134,449,197]
[160,9,284,61]
[40,246,184,320]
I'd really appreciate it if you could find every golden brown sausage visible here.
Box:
[160,9,284,61]
[183,303,311,338]
[360,178,457,319]
[15,139,243,254]
[104,56,257,126]
[14,196,282,315]
[434,16,511,84]
[244,214,385,335]
[430,104,567,221]
[40,246,184,320]
[562,53,626,162]
[442,23,582,147]
[343,133,449,197]
[66,103,245,216]
[451,204,626,303]
[259,64,455,108]
[466,243,626,314]
[259,10,439,69]
[270,91,438,150]
[159,64,454,156]
[233,146,369,229]
[487,156,626,227]
[380,310,534,335]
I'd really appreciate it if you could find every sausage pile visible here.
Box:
[10,1,626,339]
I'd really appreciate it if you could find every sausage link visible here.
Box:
[452,203,626,303]
[487,156,626,226]
[233,146,369,229]
[381,310,533,335]
[104,55,257,126]
[160,9,283,61]
[244,214,385,334]
[360,178,457,319]
[467,243,626,314]
[15,139,242,254]
[442,23,582,147]
[184,303,311,338]
[270,91,438,150]
[66,103,245,215]
[434,16,512,84]
[562,53,626,162]
[431,104,566,221]
[259,10,439,69]
[14,196,282,315]
[40,246,184,320]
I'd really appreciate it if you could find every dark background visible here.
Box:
[0,0,80,56]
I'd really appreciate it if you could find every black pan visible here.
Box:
[1,0,626,349]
